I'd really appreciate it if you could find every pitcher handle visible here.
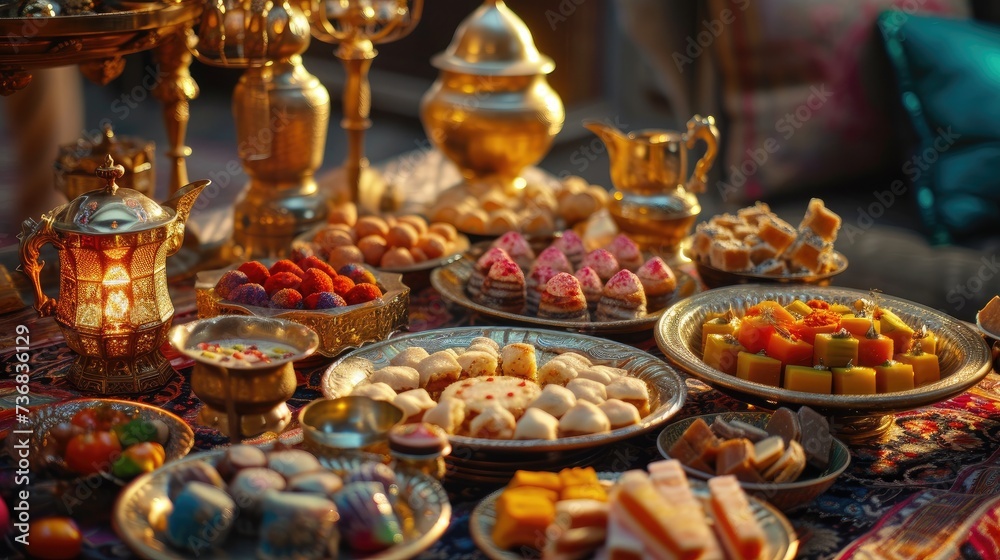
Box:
[18,210,63,317]
[684,115,720,194]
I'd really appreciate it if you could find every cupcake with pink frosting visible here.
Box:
[533,246,573,274]
[580,248,620,283]
[469,247,512,300]
[635,256,677,309]
[537,273,589,322]
[606,234,644,271]
[492,231,535,270]
[476,258,526,313]
[526,265,560,315]
[596,269,647,321]
[550,231,586,268]
[574,266,603,315]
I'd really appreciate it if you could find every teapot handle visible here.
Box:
[684,115,720,194]
[18,211,63,317]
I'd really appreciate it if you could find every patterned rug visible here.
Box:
[2,285,999,559]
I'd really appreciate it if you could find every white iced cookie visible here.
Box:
[599,399,641,429]
[567,378,607,405]
[499,343,537,381]
[606,377,650,415]
[576,365,627,386]
[393,388,436,422]
[558,401,611,436]
[390,347,430,369]
[370,366,419,392]
[514,408,559,440]
[423,397,466,435]
[350,382,396,402]
[456,350,499,378]
[467,336,500,356]
[527,384,577,418]
[416,351,463,392]
[469,402,516,440]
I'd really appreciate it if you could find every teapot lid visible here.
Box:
[54,154,174,234]
[430,0,554,76]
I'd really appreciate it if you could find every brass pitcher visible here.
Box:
[19,155,208,394]
[585,116,719,252]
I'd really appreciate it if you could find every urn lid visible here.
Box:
[430,0,554,76]
[54,154,174,234]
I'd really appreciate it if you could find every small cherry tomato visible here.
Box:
[65,431,121,475]
[25,517,82,559]
[70,406,129,431]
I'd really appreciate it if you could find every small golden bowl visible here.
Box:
[299,396,404,455]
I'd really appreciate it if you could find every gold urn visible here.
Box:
[420,0,564,189]
[55,124,156,202]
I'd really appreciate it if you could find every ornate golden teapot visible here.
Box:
[19,155,208,394]
[585,116,719,252]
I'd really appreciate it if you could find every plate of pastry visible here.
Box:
[431,231,700,334]
[689,199,848,288]
[321,326,686,458]
[113,446,451,560]
[656,285,993,441]
[469,464,797,560]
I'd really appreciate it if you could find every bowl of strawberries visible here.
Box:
[195,257,409,359]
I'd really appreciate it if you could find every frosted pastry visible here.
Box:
[351,382,397,402]
[477,258,527,313]
[576,365,626,385]
[607,234,644,271]
[468,247,512,300]
[527,383,577,418]
[393,388,436,422]
[574,266,604,315]
[558,401,611,436]
[415,351,463,394]
[423,397,467,435]
[599,399,641,428]
[606,377,650,416]
[567,377,607,404]
[526,265,559,315]
[389,346,430,369]
[537,272,589,322]
[534,246,573,274]
[492,231,536,270]
[470,401,517,439]
[580,248,620,282]
[456,350,499,377]
[467,336,500,356]
[551,231,586,268]
[370,366,420,392]
[513,407,560,440]
[635,257,677,309]
[499,342,537,381]
[709,239,752,272]
[596,269,647,321]
[440,376,541,418]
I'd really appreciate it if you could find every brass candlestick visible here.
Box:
[308,0,423,208]
[191,0,331,259]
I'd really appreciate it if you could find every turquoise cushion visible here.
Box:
[879,13,1000,244]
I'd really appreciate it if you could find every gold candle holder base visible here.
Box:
[197,402,293,441]
[67,352,176,395]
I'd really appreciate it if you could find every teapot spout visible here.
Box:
[583,120,626,161]
[163,180,210,225]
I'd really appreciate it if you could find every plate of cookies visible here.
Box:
[470,464,797,560]
[656,285,993,441]
[320,326,686,457]
[689,199,848,288]
[656,408,850,511]
[431,231,700,334]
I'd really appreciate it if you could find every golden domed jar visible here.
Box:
[420,0,564,190]
[54,124,155,202]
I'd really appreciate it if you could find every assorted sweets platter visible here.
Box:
[656,285,993,435]
[432,230,700,334]
[112,447,451,560]
[321,326,686,453]
[470,463,797,560]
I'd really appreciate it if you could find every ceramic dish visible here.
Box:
[112,451,451,560]
[195,264,409,359]
[431,249,699,334]
[656,412,851,511]
[469,473,798,560]
[691,250,848,289]
[656,285,993,441]
[321,327,686,454]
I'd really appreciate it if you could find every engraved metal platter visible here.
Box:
[112,450,451,560]
[321,326,686,453]
[431,246,700,334]
[469,473,798,560]
[656,285,993,441]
